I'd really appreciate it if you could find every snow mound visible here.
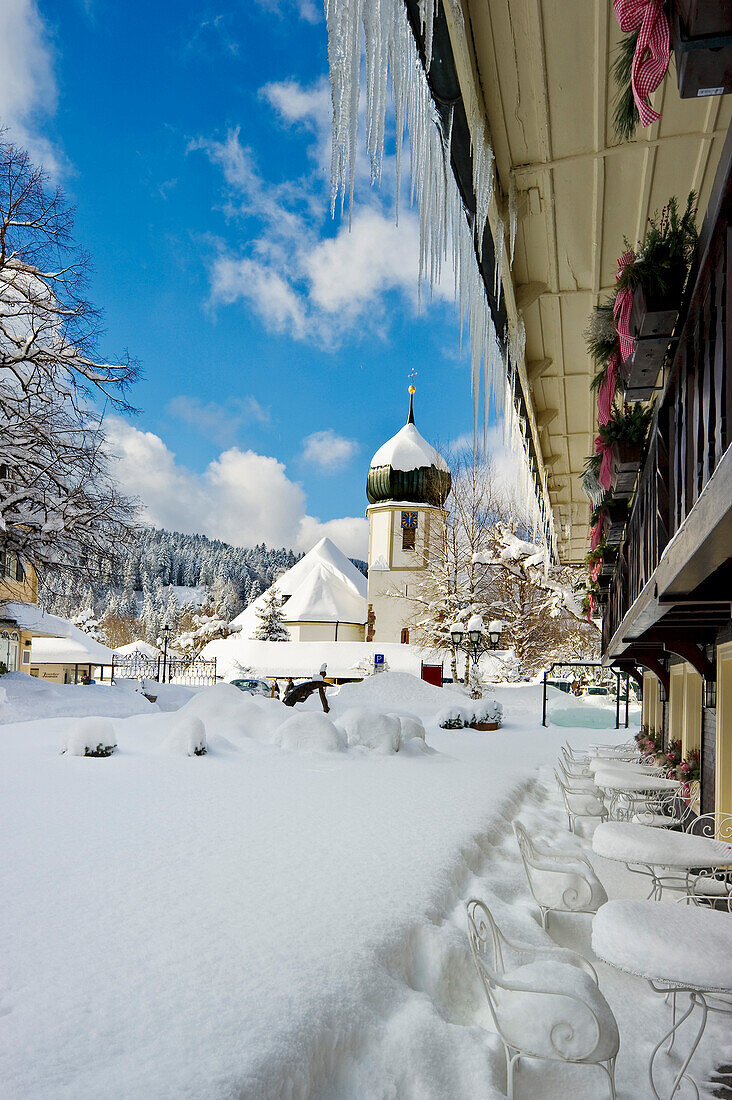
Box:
[387,711,426,742]
[334,671,446,718]
[273,712,347,754]
[0,672,155,724]
[436,700,502,728]
[60,717,117,757]
[162,715,207,756]
[180,684,286,743]
[336,708,401,753]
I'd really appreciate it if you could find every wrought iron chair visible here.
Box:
[554,769,608,834]
[512,820,608,929]
[681,813,732,909]
[466,899,618,1099]
[557,757,597,789]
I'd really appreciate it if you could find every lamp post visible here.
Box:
[449,614,503,681]
[161,622,170,684]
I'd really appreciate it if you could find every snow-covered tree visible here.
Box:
[252,589,290,641]
[0,140,139,579]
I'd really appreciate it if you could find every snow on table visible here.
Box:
[593,770,681,792]
[592,900,732,992]
[588,758,659,776]
[592,821,732,868]
[0,679,612,1099]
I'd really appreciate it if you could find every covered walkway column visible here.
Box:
[716,642,732,823]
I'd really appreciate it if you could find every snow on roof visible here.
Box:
[31,626,116,666]
[0,602,78,639]
[230,537,367,635]
[281,563,367,624]
[200,637,446,681]
[369,423,448,473]
[114,640,161,657]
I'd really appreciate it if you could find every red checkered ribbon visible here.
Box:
[587,592,596,623]
[590,559,602,583]
[613,250,636,363]
[595,435,613,492]
[613,0,670,127]
[590,515,604,551]
[597,352,620,426]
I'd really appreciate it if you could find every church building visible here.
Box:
[365,386,451,645]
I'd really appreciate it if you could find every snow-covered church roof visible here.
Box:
[229,537,368,634]
[367,389,451,507]
[369,422,448,474]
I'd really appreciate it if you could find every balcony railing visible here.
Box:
[602,132,732,652]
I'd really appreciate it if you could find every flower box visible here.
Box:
[611,441,643,497]
[672,3,732,99]
[470,720,500,731]
[602,501,628,546]
[599,561,616,582]
[629,282,682,341]
[623,338,668,400]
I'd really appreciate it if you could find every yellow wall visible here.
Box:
[642,671,659,731]
[716,641,732,820]
[0,558,38,605]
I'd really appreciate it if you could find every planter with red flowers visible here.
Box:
[596,402,654,500]
[617,197,698,399]
[600,498,629,547]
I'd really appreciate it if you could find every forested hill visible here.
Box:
[39,528,367,621]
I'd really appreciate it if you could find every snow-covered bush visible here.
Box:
[436,700,502,729]
[162,715,207,756]
[470,699,503,727]
[61,717,117,757]
[336,708,401,753]
[387,711,426,742]
[436,703,471,729]
[273,712,346,753]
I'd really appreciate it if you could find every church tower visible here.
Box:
[366,387,451,644]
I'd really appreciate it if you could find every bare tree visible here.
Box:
[0,140,140,582]
[402,446,598,680]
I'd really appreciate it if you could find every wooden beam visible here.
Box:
[515,281,549,311]
[527,357,553,383]
[536,408,559,429]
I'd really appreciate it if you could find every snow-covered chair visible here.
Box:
[554,770,608,833]
[467,899,618,1099]
[684,811,732,841]
[559,748,594,779]
[681,813,732,909]
[557,757,597,788]
[512,821,608,929]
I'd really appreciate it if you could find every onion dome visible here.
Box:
[366,387,451,506]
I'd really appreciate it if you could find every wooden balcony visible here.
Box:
[603,124,732,659]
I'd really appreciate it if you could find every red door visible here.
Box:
[421,663,443,687]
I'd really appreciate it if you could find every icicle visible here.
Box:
[324,0,556,557]
[509,176,517,266]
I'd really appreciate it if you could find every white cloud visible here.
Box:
[0,0,65,173]
[255,0,321,25]
[301,430,358,473]
[193,87,456,346]
[166,394,272,444]
[106,417,369,558]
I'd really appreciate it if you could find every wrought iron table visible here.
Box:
[592,900,732,1099]
[592,822,732,899]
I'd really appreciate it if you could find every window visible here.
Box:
[400,509,417,550]
[400,628,410,644]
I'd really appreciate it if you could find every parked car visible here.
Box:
[230,677,273,697]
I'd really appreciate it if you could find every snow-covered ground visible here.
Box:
[3,672,727,1098]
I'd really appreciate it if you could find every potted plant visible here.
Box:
[598,402,654,498]
[469,699,503,731]
[620,196,698,395]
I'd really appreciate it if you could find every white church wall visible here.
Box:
[287,621,365,643]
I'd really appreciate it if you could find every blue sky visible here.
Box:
[1,0,481,558]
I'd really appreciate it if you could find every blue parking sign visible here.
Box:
[374,653,384,668]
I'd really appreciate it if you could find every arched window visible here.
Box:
[400,627,410,644]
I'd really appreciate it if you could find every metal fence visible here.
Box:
[111,653,218,687]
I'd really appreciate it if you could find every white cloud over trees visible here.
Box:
[106,417,369,559]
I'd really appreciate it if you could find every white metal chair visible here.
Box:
[557,758,597,789]
[512,820,608,929]
[466,899,618,1099]
[554,769,608,833]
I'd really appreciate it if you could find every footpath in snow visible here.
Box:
[3,672,698,1100]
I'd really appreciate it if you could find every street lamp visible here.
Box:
[449,614,503,661]
[161,622,171,684]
